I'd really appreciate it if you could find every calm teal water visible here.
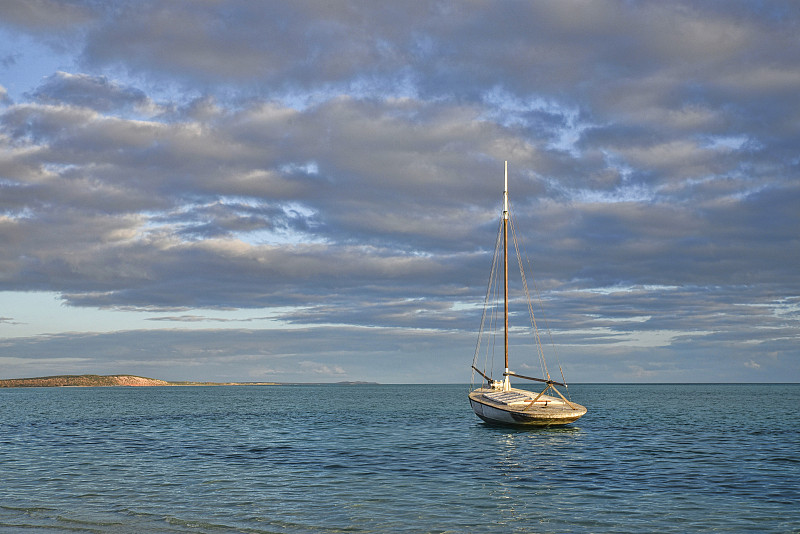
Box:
[1,384,798,533]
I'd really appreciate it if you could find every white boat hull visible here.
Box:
[469,388,587,427]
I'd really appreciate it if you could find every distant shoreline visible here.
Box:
[0,374,377,388]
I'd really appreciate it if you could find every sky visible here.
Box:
[0,1,798,384]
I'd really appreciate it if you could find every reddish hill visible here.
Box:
[0,374,170,388]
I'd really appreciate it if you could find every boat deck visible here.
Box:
[481,388,565,407]
[476,387,566,407]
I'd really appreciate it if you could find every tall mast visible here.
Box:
[503,161,510,391]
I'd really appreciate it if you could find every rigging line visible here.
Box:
[486,220,503,383]
[488,249,500,381]
[515,231,548,380]
[508,201,549,380]
[528,261,569,391]
[515,211,570,391]
[472,218,503,385]
[473,256,495,388]
[472,224,495,383]
[523,244,568,388]
[483,242,496,382]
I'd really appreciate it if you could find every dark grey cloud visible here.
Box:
[30,71,150,113]
[0,1,797,382]
[0,0,95,31]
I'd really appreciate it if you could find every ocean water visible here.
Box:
[0,384,798,533]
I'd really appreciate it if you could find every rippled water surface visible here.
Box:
[1,384,798,533]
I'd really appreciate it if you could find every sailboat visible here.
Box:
[468,162,587,426]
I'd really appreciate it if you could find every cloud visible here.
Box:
[30,72,152,113]
[0,84,11,104]
[146,314,274,323]
[0,1,95,31]
[299,361,346,377]
[0,96,506,309]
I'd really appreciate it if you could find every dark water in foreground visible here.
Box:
[1,384,798,533]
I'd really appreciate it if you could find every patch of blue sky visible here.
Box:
[571,182,656,204]
[584,313,654,323]
[703,134,750,151]
[561,325,708,348]
[0,291,300,339]
[279,201,319,219]
[235,200,326,246]
[41,162,79,175]
[566,284,681,296]
[543,148,659,204]
[0,206,36,220]
[480,86,590,154]
[348,68,419,100]
[600,150,634,180]
[138,199,326,246]
[545,177,655,204]
[738,297,800,322]
[450,301,482,312]
[214,195,267,209]
[240,226,328,247]
[142,306,305,329]
[279,160,319,176]
[275,70,419,111]
[0,28,77,102]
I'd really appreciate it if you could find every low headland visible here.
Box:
[0,374,377,388]
[0,374,278,388]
